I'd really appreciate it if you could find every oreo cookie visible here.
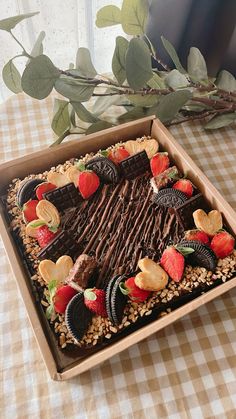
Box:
[85,157,120,184]
[16,178,44,207]
[153,188,188,208]
[175,193,208,229]
[106,274,128,325]
[65,292,93,341]
[179,240,217,271]
[119,150,150,179]
[43,182,81,212]
[38,229,79,261]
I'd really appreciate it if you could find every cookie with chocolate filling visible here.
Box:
[153,188,188,208]
[106,274,128,325]
[85,157,120,184]
[65,292,93,341]
[179,240,217,271]
[16,178,44,207]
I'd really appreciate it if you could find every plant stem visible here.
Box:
[166,108,230,126]
[144,34,170,72]
[10,30,31,58]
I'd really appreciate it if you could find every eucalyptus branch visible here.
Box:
[166,108,230,126]
[10,30,32,58]
[144,35,170,72]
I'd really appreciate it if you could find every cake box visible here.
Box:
[0,116,236,380]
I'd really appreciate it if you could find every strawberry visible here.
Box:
[184,229,210,245]
[172,179,193,198]
[122,277,151,303]
[210,231,235,258]
[35,182,56,200]
[54,285,77,314]
[36,225,58,248]
[84,288,107,317]
[22,199,39,222]
[78,171,100,199]
[160,247,185,282]
[150,153,170,176]
[108,147,130,165]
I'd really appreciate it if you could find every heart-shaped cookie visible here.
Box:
[38,255,74,284]
[124,138,159,159]
[193,209,222,236]
[47,172,70,188]
[135,258,168,291]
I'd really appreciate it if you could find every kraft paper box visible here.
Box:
[0,116,235,380]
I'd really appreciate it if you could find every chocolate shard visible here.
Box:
[65,292,93,341]
[152,188,188,208]
[38,230,79,262]
[119,150,150,179]
[66,254,97,289]
[150,166,180,193]
[175,193,208,229]
[85,156,120,184]
[43,182,81,212]
[106,274,128,325]
[16,178,44,207]
[178,240,217,271]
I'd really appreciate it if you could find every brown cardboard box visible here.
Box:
[0,116,236,380]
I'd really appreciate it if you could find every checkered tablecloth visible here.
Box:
[0,93,236,419]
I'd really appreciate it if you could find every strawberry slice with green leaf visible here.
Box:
[160,245,194,282]
[108,147,130,165]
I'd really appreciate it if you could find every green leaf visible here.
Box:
[48,279,57,296]
[126,38,153,90]
[46,305,54,319]
[30,220,46,228]
[86,121,114,135]
[54,78,94,102]
[71,101,99,123]
[147,73,166,89]
[176,246,195,256]
[76,48,97,77]
[165,69,190,89]
[96,5,121,27]
[216,70,236,93]
[161,36,186,74]
[119,282,129,295]
[75,161,86,171]
[187,47,208,82]
[93,91,123,116]
[30,30,45,58]
[0,11,39,32]
[152,90,192,123]
[127,94,159,107]
[84,289,97,301]
[2,59,22,93]
[70,108,76,127]
[205,113,236,129]
[21,55,60,99]
[51,99,70,136]
[118,106,148,123]
[112,36,129,85]
[121,0,148,35]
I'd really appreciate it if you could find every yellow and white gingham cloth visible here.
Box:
[0,93,236,419]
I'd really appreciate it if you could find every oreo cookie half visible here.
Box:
[16,178,44,207]
[153,188,188,208]
[106,274,128,325]
[65,292,93,341]
[179,240,217,271]
[85,157,120,184]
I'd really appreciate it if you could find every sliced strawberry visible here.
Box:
[150,152,170,176]
[210,231,235,258]
[160,247,185,282]
[84,288,107,317]
[173,179,193,198]
[35,182,56,200]
[36,225,58,248]
[184,229,210,245]
[23,199,39,222]
[108,147,130,165]
[121,277,151,303]
[78,171,100,199]
[54,285,77,314]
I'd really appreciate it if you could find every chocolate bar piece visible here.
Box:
[175,193,208,229]
[38,230,79,261]
[86,157,120,184]
[119,150,150,179]
[43,182,81,212]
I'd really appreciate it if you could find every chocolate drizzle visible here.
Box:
[61,173,184,287]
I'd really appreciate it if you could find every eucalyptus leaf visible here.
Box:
[126,38,153,90]
[165,69,190,89]
[187,47,208,82]
[216,70,236,93]
[93,92,124,115]
[51,99,70,136]
[96,5,121,27]
[70,108,76,127]
[30,30,45,58]
[112,36,129,85]
[161,36,186,74]
[127,93,159,107]
[2,59,22,93]
[121,0,148,35]
[205,113,236,129]
[152,90,192,122]
[118,106,148,123]
[76,48,97,77]
[21,54,60,99]
[86,120,114,135]
[54,78,94,102]
[0,11,39,32]
[71,101,100,123]
[147,73,166,89]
